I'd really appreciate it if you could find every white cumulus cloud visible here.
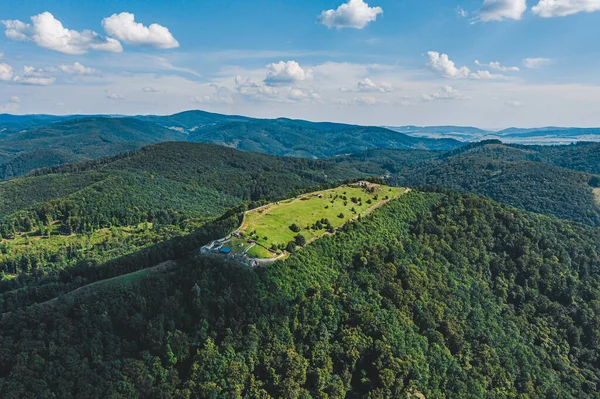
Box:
[102,12,179,49]
[59,62,97,75]
[2,12,123,55]
[107,93,125,100]
[421,86,468,101]
[532,0,600,17]
[12,65,55,85]
[427,51,471,78]
[318,0,383,29]
[341,78,394,93]
[523,57,552,68]
[475,60,520,71]
[428,52,507,80]
[264,61,312,86]
[477,0,527,21]
[0,63,13,81]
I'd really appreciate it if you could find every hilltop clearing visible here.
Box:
[204,183,407,263]
[238,184,406,258]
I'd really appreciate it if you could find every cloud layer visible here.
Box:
[523,57,552,68]
[318,0,383,29]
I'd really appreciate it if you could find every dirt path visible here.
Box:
[236,202,273,235]
[2,261,179,316]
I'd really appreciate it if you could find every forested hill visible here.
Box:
[0,142,367,307]
[0,112,462,179]
[335,141,600,226]
[2,190,599,397]
[5,139,600,229]
[0,117,186,180]
[0,142,362,237]
[188,120,461,158]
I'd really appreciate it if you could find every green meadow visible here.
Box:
[239,184,406,258]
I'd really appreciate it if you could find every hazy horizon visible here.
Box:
[1,1,600,128]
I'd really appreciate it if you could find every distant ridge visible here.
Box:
[0,110,462,179]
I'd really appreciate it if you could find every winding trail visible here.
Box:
[1,261,177,319]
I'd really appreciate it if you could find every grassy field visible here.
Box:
[246,244,276,259]
[594,188,600,205]
[0,220,206,279]
[239,184,405,258]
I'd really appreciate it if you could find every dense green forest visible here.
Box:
[0,143,370,307]
[1,114,600,398]
[2,139,600,305]
[0,118,187,180]
[335,141,600,226]
[0,142,361,237]
[188,121,461,158]
[0,112,460,179]
[1,191,599,398]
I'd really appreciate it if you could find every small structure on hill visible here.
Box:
[219,247,232,254]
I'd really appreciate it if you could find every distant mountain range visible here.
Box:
[2,109,600,180]
[385,125,600,144]
[0,111,462,180]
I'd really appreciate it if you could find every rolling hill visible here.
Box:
[0,142,368,309]
[335,141,600,226]
[188,120,462,158]
[2,190,599,397]
[0,117,186,180]
[2,112,600,183]
[134,109,252,132]
[0,111,462,180]
[0,128,599,397]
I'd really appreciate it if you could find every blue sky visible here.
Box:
[1,0,600,128]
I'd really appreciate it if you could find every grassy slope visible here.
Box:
[240,185,405,256]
